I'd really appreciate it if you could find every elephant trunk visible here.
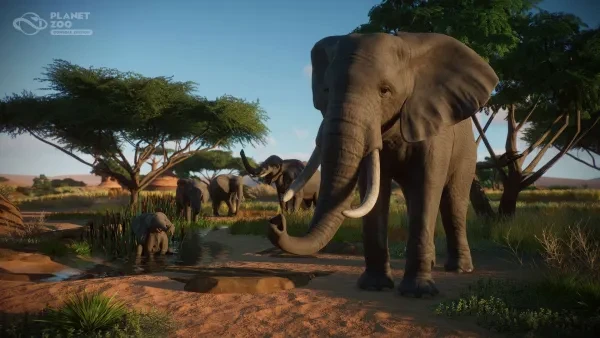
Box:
[268,108,382,255]
[240,150,261,176]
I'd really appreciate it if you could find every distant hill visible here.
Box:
[0,174,101,187]
[0,173,261,188]
[533,177,600,189]
[1,173,597,189]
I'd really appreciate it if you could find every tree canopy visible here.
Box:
[0,59,269,207]
[172,150,258,181]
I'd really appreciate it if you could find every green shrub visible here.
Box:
[0,184,16,199]
[436,278,600,337]
[67,241,92,257]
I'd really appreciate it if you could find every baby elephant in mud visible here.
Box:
[131,212,175,257]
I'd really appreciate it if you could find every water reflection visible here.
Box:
[114,228,230,275]
[41,228,231,282]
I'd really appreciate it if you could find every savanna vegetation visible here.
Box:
[1,1,600,336]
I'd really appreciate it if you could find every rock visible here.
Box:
[0,194,24,229]
[184,276,295,294]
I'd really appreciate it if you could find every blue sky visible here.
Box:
[0,0,599,179]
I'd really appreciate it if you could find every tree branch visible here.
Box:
[523,114,571,174]
[561,148,600,171]
[475,110,498,146]
[516,96,541,131]
[521,110,582,188]
[473,115,508,181]
[27,129,95,167]
[521,114,566,159]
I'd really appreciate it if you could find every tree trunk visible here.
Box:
[498,178,520,218]
[129,189,140,212]
[469,176,495,218]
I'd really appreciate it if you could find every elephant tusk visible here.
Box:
[283,146,322,203]
[342,149,380,219]
[259,172,269,178]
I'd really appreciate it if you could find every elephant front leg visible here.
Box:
[225,197,234,216]
[185,205,192,223]
[159,234,168,255]
[292,192,304,212]
[136,244,143,257]
[277,192,286,213]
[212,201,220,217]
[398,177,445,297]
[357,160,394,291]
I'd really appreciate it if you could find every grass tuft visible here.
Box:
[36,292,129,334]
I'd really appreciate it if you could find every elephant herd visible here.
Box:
[176,174,244,221]
[175,154,323,223]
[135,31,501,298]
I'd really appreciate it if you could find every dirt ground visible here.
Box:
[0,216,534,338]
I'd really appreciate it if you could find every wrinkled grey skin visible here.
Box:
[176,178,210,222]
[139,230,169,256]
[267,32,498,297]
[209,174,244,216]
[131,212,175,256]
[240,150,321,213]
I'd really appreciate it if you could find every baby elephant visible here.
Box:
[131,212,175,256]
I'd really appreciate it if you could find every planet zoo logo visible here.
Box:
[13,12,92,36]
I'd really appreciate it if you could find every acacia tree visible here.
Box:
[482,13,600,215]
[172,150,257,181]
[0,59,269,208]
[355,0,600,217]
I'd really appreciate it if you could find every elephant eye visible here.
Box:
[379,86,391,96]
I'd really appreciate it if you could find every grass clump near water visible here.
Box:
[0,291,176,338]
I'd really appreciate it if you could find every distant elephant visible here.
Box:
[240,150,320,213]
[131,212,175,256]
[176,178,210,222]
[209,174,244,216]
[267,32,498,297]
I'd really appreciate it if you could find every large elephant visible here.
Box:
[209,174,244,216]
[267,32,498,297]
[239,150,320,212]
[131,212,175,256]
[176,178,210,222]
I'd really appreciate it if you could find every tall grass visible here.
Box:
[230,199,600,255]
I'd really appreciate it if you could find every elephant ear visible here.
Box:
[395,32,499,143]
[311,35,344,113]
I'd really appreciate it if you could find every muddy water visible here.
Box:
[41,227,232,282]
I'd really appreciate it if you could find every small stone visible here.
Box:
[184,276,295,294]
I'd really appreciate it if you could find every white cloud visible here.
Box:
[266,136,277,147]
[293,128,308,140]
[303,64,312,79]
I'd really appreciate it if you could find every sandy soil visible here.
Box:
[0,225,534,338]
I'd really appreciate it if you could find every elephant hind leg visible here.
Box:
[439,169,474,274]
